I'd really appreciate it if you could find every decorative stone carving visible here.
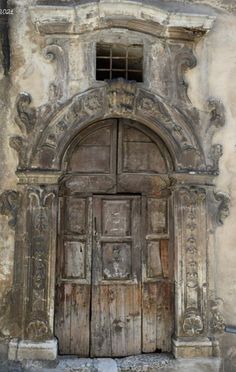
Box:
[137,96,172,126]
[208,144,223,173]
[107,78,137,114]
[183,309,204,337]
[214,191,230,225]
[208,99,225,129]
[26,186,56,340]
[210,299,225,334]
[136,90,198,161]
[26,320,49,340]
[174,45,197,102]
[83,92,103,115]
[0,190,21,229]
[9,136,28,168]
[10,82,212,172]
[15,92,36,134]
[43,43,67,101]
[176,187,207,337]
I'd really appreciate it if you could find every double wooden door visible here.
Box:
[55,193,173,357]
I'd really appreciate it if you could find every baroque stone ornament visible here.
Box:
[15,92,36,134]
[26,320,49,340]
[183,309,204,337]
[26,186,56,340]
[174,45,197,102]
[208,98,225,129]
[107,78,137,114]
[0,190,21,229]
[176,186,207,337]
[11,82,224,174]
[209,144,223,173]
[214,191,230,225]
[43,43,68,101]
[210,299,225,334]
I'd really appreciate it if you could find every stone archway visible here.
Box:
[5,80,228,361]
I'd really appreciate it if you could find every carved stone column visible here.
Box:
[172,185,213,358]
[8,172,60,361]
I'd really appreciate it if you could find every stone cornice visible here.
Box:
[30,1,215,40]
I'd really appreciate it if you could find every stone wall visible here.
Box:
[0,0,236,370]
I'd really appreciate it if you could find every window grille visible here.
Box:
[96,43,143,82]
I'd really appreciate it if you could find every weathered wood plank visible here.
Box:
[142,282,173,353]
[55,283,72,355]
[160,239,169,278]
[90,285,112,357]
[70,284,91,356]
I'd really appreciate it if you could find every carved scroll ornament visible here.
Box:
[214,191,230,225]
[15,92,36,134]
[0,190,21,229]
[43,43,67,101]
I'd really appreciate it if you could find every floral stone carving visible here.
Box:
[183,309,204,337]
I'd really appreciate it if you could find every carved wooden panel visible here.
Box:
[65,197,86,234]
[147,198,168,235]
[102,242,132,280]
[120,123,168,173]
[63,241,86,279]
[67,122,117,173]
[102,199,131,236]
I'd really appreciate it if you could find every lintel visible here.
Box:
[30,1,215,40]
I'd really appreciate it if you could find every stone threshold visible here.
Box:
[1,354,222,372]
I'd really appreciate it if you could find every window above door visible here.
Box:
[96,43,143,82]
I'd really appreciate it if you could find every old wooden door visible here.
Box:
[91,195,141,357]
[55,118,173,356]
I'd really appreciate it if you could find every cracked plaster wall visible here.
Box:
[0,0,236,369]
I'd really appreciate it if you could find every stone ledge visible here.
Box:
[8,338,58,361]
[172,337,214,358]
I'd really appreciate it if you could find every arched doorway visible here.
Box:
[55,118,174,357]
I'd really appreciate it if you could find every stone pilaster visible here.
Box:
[173,185,212,358]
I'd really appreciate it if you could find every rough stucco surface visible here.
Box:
[0,0,236,370]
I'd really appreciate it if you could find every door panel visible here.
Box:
[142,196,173,353]
[91,195,142,357]
[55,196,92,356]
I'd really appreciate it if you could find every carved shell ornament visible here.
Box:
[183,310,203,336]
[26,320,48,340]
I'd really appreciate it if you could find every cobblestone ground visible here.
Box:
[0,354,222,372]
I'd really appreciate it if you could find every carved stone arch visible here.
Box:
[22,81,205,172]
